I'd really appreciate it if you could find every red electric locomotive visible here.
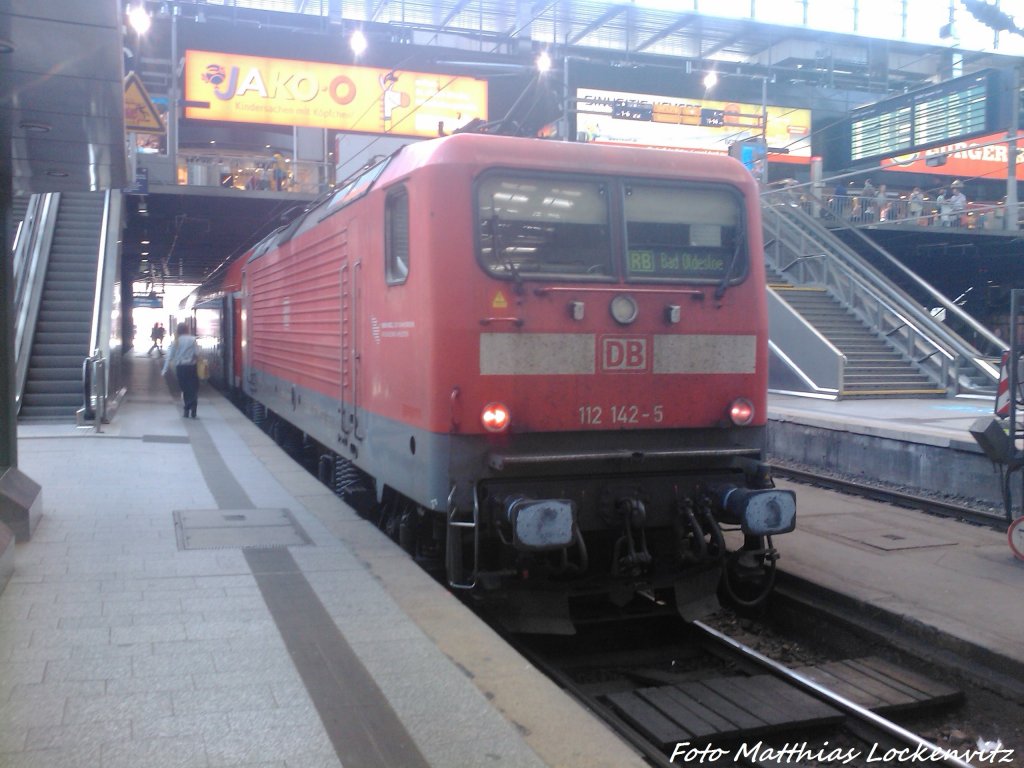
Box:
[195,133,795,633]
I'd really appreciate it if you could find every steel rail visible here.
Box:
[693,620,977,768]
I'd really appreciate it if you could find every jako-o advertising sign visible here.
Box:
[184,50,488,137]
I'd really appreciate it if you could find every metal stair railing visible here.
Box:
[765,217,952,391]
[762,191,1001,395]
[771,192,1005,371]
[79,190,123,427]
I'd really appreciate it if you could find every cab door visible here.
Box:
[339,230,363,440]
[241,269,255,394]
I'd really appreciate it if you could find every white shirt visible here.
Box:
[162,334,197,374]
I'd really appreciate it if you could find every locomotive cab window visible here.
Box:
[624,185,745,284]
[386,187,410,284]
[477,175,612,280]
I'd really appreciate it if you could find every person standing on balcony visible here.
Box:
[936,188,952,226]
[909,186,924,224]
[860,179,876,222]
[950,185,967,227]
[875,184,889,222]
[272,153,288,191]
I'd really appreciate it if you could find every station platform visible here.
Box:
[767,393,1024,699]
[0,355,647,768]
[767,393,1004,509]
[2,371,1023,767]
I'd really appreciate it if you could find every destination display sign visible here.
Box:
[850,71,996,163]
[575,87,811,162]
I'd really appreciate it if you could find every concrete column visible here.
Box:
[1,71,43,545]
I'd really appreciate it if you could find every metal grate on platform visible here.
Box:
[173,508,312,550]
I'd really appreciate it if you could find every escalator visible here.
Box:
[17,192,112,420]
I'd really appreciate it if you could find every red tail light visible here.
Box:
[729,398,754,426]
[481,402,510,432]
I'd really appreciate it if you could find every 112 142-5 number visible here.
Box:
[578,404,663,425]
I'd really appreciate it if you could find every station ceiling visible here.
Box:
[3,0,1020,284]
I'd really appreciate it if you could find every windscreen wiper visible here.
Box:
[714,225,745,300]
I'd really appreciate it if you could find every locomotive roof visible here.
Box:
[201,133,759,296]
[380,133,758,191]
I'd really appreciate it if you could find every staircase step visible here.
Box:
[840,388,948,399]
[23,380,81,395]
[19,392,82,407]
[32,343,89,356]
[26,367,85,381]
[18,405,82,419]
[28,355,88,369]
[36,320,90,334]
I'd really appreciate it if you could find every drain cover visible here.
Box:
[173,508,312,550]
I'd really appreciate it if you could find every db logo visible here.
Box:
[602,336,648,372]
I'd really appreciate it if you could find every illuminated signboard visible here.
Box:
[850,71,996,163]
[881,132,1024,180]
[575,87,812,162]
[184,50,488,137]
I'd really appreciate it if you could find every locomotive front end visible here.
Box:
[441,145,795,632]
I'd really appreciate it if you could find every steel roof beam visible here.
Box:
[700,29,747,58]
[634,13,696,52]
[566,4,628,45]
[439,0,475,29]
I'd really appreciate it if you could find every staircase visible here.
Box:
[771,282,947,398]
[19,193,104,419]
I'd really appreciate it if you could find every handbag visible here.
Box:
[196,357,209,380]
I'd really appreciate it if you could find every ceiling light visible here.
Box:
[128,4,151,35]
[19,121,51,133]
[350,30,368,56]
[46,170,69,178]
[536,51,552,73]
[703,71,718,90]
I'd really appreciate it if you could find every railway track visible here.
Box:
[769,462,1007,530]
[511,615,986,767]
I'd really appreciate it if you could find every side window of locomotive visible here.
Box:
[624,185,744,283]
[385,188,410,285]
[477,175,612,279]
[322,155,391,219]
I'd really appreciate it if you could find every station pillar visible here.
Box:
[0,120,43,564]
